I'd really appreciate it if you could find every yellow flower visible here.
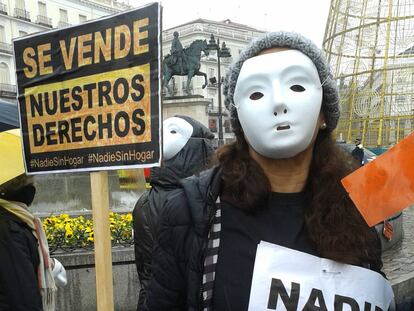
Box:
[65,229,74,238]
[55,223,65,230]
[43,212,133,250]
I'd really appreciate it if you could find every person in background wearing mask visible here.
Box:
[133,115,214,309]
[0,129,67,311]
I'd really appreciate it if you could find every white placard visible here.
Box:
[248,241,394,311]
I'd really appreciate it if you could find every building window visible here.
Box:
[14,0,29,21]
[0,1,7,14]
[37,1,52,27]
[38,2,46,16]
[59,9,68,22]
[0,62,10,84]
[79,14,87,23]
[0,26,13,54]
[15,0,25,10]
[58,9,70,27]
[0,25,5,42]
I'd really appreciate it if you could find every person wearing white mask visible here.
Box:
[144,31,389,311]
[132,115,214,310]
[141,32,392,311]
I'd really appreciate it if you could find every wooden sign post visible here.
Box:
[91,171,114,310]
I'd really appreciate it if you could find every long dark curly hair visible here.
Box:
[216,118,381,267]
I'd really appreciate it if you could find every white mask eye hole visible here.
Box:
[170,130,177,134]
[249,92,264,100]
[290,85,306,92]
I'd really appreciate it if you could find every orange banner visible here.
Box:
[341,131,414,227]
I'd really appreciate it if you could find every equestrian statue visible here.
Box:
[163,32,209,95]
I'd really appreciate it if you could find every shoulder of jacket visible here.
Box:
[156,167,221,226]
[0,207,27,228]
[181,167,221,198]
[159,188,192,228]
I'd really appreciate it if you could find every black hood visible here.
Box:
[0,184,36,206]
[150,116,214,189]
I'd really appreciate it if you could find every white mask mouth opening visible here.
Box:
[276,124,291,131]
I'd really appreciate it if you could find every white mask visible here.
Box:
[51,258,67,287]
[163,117,193,160]
[234,50,323,159]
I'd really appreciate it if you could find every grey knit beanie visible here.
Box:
[223,31,340,131]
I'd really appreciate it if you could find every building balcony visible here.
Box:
[0,83,17,98]
[0,42,12,54]
[37,15,52,28]
[58,21,71,28]
[162,22,260,43]
[14,8,30,21]
[0,3,8,15]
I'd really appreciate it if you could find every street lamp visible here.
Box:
[207,34,231,146]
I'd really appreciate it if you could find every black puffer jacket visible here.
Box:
[143,166,385,310]
[142,167,221,311]
[0,206,43,311]
[133,116,214,309]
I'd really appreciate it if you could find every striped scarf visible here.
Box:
[0,198,56,311]
[201,196,221,310]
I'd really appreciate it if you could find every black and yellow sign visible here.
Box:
[13,3,161,174]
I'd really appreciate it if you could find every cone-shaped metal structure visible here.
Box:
[323,0,414,148]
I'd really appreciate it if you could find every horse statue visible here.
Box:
[163,39,210,95]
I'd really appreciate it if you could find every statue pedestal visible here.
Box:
[162,95,212,128]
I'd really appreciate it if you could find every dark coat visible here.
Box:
[0,206,43,311]
[142,167,221,311]
[133,116,214,309]
[351,145,364,165]
[143,166,384,310]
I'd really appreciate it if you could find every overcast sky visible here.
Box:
[132,0,331,46]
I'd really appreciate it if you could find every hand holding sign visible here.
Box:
[341,132,414,227]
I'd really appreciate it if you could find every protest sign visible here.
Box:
[13,2,161,174]
[13,4,162,310]
[342,132,414,227]
[248,241,394,311]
